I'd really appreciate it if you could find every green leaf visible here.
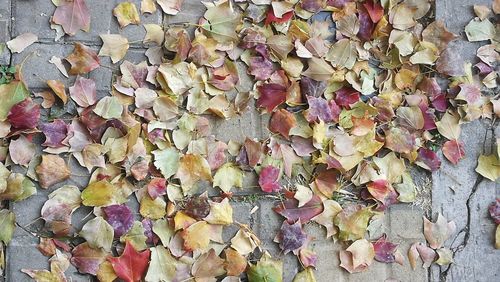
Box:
[464,18,495,42]
[0,209,15,244]
[79,216,114,251]
[152,219,174,247]
[152,147,180,179]
[201,1,241,43]
[93,96,123,119]
[0,81,29,121]
[247,252,283,282]
[144,246,177,282]
[120,221,148,251]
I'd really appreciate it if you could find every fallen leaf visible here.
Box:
[423,213,456,249]
[339,239,375,273]
[66,43,100,75]
[258,165,281,193]
[108,241,151,282]
[113,2,140,28]
[70,242,109,275]
[69,76,97,107]
[35,155,71,189]
[144,246,177,282]
[201,2,241,43]
[175,154,212,193]
[247,252,283,282]
[476,154,500,181]
[99,34,129,63]
[273,195,324,223]
[275,220,307,254]
[213,163,243,192]
[103,204,134,238]
[80,216,114,251]
[81,180,127,207]
[269,109,296,139]
[442,140,465,165]
[6,33,38,53]
[52,0,91,36]
[9,135,36,166]
[0,81,30,121]
[0,209,15,244]
[157,0,184,15]
[8,98,40,129]
[334,204,374,242]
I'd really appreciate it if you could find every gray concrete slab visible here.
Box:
[0,0,11,65]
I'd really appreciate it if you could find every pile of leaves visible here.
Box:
[0,0,499,281]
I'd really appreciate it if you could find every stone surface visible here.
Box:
[0,0,11,65]
[430,0,500,280]
[11,43,113,91]
[430,119,499,281]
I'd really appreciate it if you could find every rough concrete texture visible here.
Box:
[0,0,498,281]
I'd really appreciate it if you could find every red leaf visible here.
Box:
[417,148,441,171]
[265,8,294,25]
[147,177,167,199]
[372,234,399,263]
[256,83,287,112]
[363,0,384,23]
[366,179,398,209]
[489,199,500,224]
[259,166,281,193]
[8,98,40,129]
[273,195,324,223]
[269,109,296,139]
[442,140,465,165]
[108,242,151,282]
[334,87,360,108]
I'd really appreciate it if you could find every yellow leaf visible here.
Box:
[182,221,210,251]
[113,2,140,28]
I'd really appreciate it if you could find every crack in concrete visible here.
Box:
[438,121,497,281]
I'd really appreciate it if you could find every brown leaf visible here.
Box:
[35,155,71,189]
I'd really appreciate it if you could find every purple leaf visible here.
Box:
[276,220,307,254]
[102,204,134,238]
[249,56,274,81]
[372,234,399,263]
[489,199,500,224]
[305,96,334,122]
[39,119,68,148]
